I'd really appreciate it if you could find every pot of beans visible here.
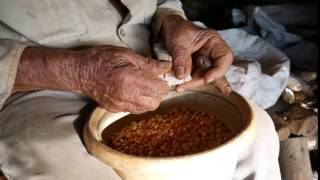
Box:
[83,88,256,180]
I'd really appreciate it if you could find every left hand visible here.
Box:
[161,15,233,92]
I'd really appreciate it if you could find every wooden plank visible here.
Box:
[279,137,313,180]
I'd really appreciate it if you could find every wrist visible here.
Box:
[13,47,80,93]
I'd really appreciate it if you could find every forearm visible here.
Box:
[13,47,79,93]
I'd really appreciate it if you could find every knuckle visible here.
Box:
[226,52,233,62]
[143,58,154,69]
[112,84,127,100]
[172,50,188,59]
[214,43,231,56]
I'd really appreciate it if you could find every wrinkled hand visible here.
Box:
[74,46,171,114]
[161,15,233,91]
[15,46,171,114]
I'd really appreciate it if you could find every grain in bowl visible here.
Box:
[107,107,235,157]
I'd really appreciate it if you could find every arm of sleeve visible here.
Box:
[0,39,29,109]
[152,0,187,41]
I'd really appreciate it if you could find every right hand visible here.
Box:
[73,46,171,114]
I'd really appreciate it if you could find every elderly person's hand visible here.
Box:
[14,46,171,114]
[161,15,233,92]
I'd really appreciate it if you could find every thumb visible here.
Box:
[171,49,192,80]
[138,57,172,76]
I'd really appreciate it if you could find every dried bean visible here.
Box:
[108,108,235,157]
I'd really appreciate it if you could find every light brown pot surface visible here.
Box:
[83,90,256,180]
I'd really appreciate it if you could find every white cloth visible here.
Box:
[0,90,281,180]
[221,29,290,109]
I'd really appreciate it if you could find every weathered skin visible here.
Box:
[13,15,233,114]
[14,46,171,114]
[161,15,233,92]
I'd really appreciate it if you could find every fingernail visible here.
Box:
[159,60,170,67]
[176,66,185,78]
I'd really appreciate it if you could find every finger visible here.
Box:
[175,69,205,92]
[196,31,229,57]
[105,96,149,113]
[143,59,172,75]
[211,77,232,96]
[176,78,205,92]
[132,96,162,111]
[196,35,233,83]
[204,53,233,83]
[138,79,170,97]
[134,71,170,97]
[121,94,161,112]
[112,70,169,104]
[171,49,193,80]
[123,102,149,114]
[130,109,147,114]
[133,55,172,76]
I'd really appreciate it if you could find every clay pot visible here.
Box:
[83,89,256,180]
